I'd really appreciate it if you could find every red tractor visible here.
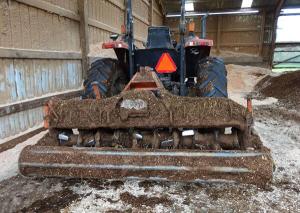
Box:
[19,0,273,186]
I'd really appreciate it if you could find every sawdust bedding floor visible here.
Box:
[0,103,299,213]
[0,70,300,213]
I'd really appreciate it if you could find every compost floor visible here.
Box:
[0,67,299,213]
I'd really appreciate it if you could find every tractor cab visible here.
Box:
[103,22,213,81]
[146,26,174,49]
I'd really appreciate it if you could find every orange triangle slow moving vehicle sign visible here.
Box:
[155,53,177,73]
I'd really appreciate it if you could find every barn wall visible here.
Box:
[0,0,83,142]
[153,0,164,26]
[262,11,276,66]
[0,0,163,143]
[165,12,275,65]
[87,0,164,49]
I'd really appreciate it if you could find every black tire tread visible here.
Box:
[195,56,228,98]
[83,58,128,99]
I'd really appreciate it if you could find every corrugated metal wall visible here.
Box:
[0,0,163,142]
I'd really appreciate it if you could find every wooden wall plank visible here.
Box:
[0,0,164,143]
[165,14,264,56]
[16,0,80,21]
[0,1,81,51]
[88,18,120,35]
[10,1,23,48]
[42,0,78,13]
[20,4,32,49]
[28,7,40,49]
[0,90,82,117]
[0,48,82,59]
[107,0,149,25]
[0,59,82,105]
[0,1,12,47]
[0,127,44,153]
[0,107,43,140]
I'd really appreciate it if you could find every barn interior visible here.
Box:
[0,0,300,212]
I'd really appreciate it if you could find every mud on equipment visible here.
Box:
[19,0,274,186]
[19,146,273,186]
[19,70,273,186]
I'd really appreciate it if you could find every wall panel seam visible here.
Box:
[107,0,150,25]
[0,47,82,59]
[16,0,80,21]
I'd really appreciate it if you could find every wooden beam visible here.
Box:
[78,0,89,79]
[0,90,83,117]
[153,7,163,17]
[217,16,222,54]
[108,0,125,10]
[221,43,260,47]
[222,56,263,64]
[150,0,154,26]
[88,18,145,42]
[134,13,150,25]
[258,10,266,56]
[142,0,150,6]
[0,48,81,59]
[220,28,260,32]
[16,0,79,21]
[170,27,259,33]
[0,127,45,153]
[88,19,120,34]
[275,0,286,18]
[17,0,146,42]
[107,0,149,25]
[158,0,165,15]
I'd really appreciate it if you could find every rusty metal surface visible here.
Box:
[19,145,273,186]
[123,67,164,91]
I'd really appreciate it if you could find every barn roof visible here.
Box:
[161,0,300,14]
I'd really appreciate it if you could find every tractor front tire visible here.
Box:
[195,57,228,98]
[83,58,128,99]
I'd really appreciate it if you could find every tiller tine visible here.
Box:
[19,145,273,186]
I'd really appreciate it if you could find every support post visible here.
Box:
[201,14,208,39]
[78,0,89,79]
[270,0,286,67]
[179,0,186,96]
[217,16,221,54]
[149,0,154,26]
[258,10,266,56]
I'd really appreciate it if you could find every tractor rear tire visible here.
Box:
[83,58,128,99]
[195,57,228,98]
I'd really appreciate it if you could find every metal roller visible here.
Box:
[19,145,273,186]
